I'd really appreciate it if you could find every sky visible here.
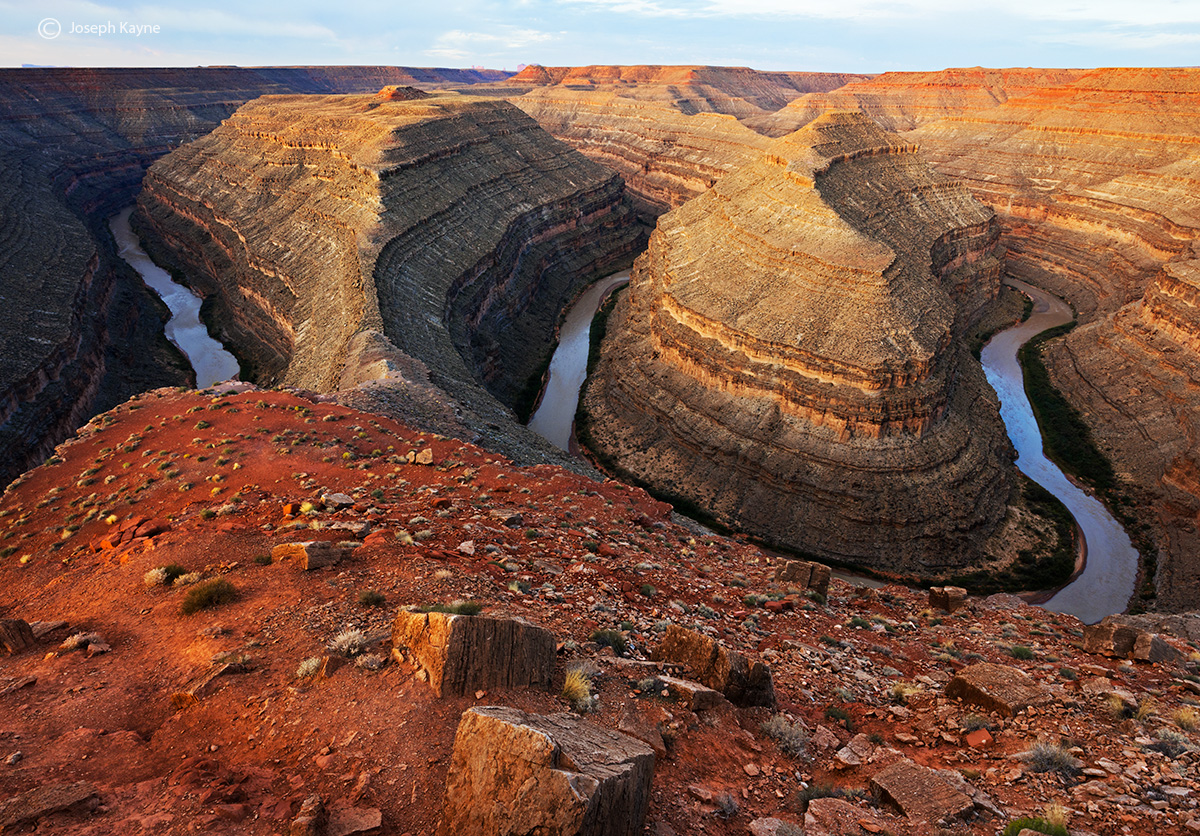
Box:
[2,0,1199,73]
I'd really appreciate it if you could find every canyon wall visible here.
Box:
[0,66,511,486]
[135,90,640,465]
[582,112,1013,574]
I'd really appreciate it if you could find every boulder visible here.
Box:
[929,586,969,613]
[271,541,354,570]
[0,618,36,655]
[773,560,831,598]
[1082,621,1139,657]
[944,662,1053,717]
[656,675,725,711]
[392,610,555,697]
[650,626,774,707]
[870,759,974,823]
[322,492,355,510]
[804,798,894,835]
[436,706,654,836]
[1133,632,1185,665]
[289,795,327,836]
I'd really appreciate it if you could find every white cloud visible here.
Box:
[426,26,556,60]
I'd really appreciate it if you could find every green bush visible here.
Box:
[1002,817,1068,836]
[414,600,482,616]
[761,715,809,758]
[358,589,386,607]
[181,578,237,614]
[590,629,627,656]
[1010,645,1035,660]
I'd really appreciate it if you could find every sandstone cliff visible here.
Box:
[134,91,640,463]
[0,66,512,487]
[582,112,1013,574]
[463,64,870,116]
[749,67,1087,135]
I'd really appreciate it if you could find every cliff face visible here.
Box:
[902,68,1200,606]
[135,90,640,461]
[514,91,771,219]
[0,66,511,486]
[463,65,871,115]
[582,112,1012,574]
[750,67,1087,135]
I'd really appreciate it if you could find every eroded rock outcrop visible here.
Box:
[437,706,654,836]
[583,111,1012,574]
[0,66,511,487]
[135,91,640,464]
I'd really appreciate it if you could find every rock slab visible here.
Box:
[944,662,1053,717]
[651,625,774,707]
[0,619,35,655]
[870,758,974,823]
[436,706,654,836]
[271,541,354,571]
[392,610,555,697]
[773,560,831,598]
[929,586,969,613]
[0,781,99,829]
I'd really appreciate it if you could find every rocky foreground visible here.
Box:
[2,384,1200,834]
[583,111,1019,575]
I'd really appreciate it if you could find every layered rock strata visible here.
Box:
[903,68,1200,605]
[135,91,640,464]
[462,64,870,116]
[750,67,1087,135]
[583,112,1012,574]
[0,66,511,486]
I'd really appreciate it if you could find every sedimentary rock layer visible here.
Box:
[462,64,870,116]
[900,68,1200,606]
[750,67,1087,135]
[135,91,640,462]
[0,66,511,485]
[584,112,1012,574]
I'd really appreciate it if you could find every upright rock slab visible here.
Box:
[0,619,35,655]
[436,706,654,836]
[583,111,1014,575]
[391,610,555,697]
[650,625,774,707]
[945,662,1053,717]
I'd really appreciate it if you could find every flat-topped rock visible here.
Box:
[436,706,654,836]
[944,662,1054,717]
[0,781,99,830]
[392,609,555,697]
[650,625,774,707]
[271,541,355,571]
[870,758,974,823]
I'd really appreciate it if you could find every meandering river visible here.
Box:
[528,270,629,450]
[981,279,1138,623]
[110,207,240,389]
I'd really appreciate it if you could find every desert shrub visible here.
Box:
[180,578,237,614]
[357,589,386,607]
[254,554,272,566]
[327,629,367,657]
[296,656,321,678]
[889,681,924,705]
[1002,816,1068,836]
[1009,645,1035,660]
[961,713,991,732]
[1147,728,1190,758]
[143,567,168,587]
[414,600,483,616]
[1135,697,1158,722]
[562,667,593,712]
[1019,741,1081,777]
[590,629,627,656]
[640,583,656,598]
[1174,706,1200,731]
[174,571,202,586]
[847,616,871,629]
[60,632,103,651]
[355,653,386,671]
[761,715,809,759]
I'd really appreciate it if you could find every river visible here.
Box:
[980,279,1138,623]
[110,207,240,389]
[528,270,629,450]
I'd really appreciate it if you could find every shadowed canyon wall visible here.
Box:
[134,90,640,467]
[582,112,1013,574]
[0,66,513,487]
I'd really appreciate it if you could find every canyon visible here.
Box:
[133,88,641,469]
[0,66,512,488]
[581,111,1016,575]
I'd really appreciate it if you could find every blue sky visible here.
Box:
[3,0,1199,72]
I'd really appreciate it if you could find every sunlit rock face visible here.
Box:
[584,112,1012,575]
